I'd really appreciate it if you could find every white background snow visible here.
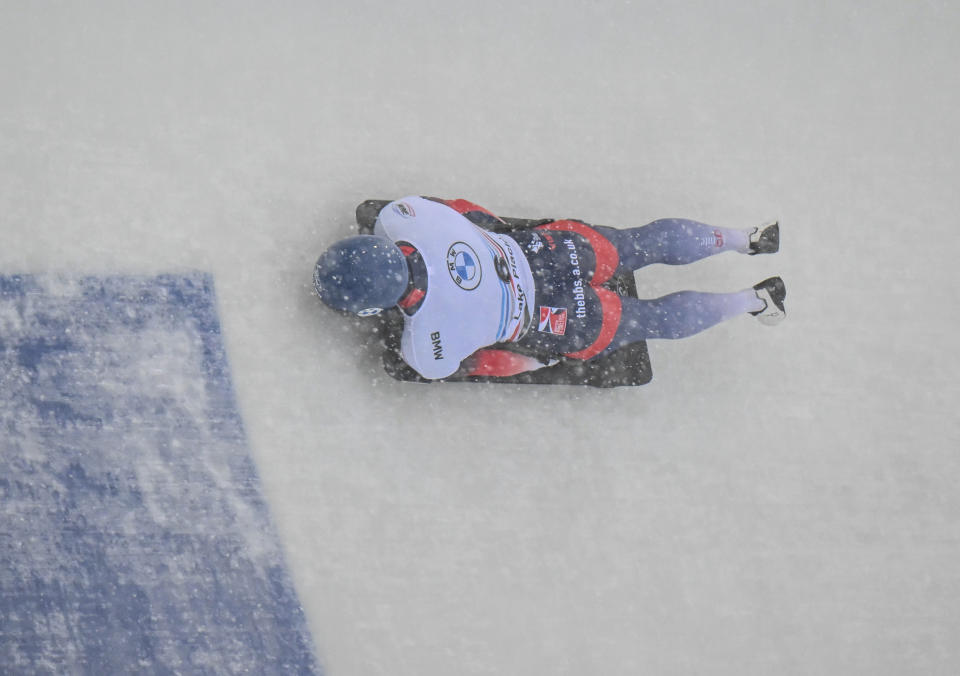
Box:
[2,1,959,674]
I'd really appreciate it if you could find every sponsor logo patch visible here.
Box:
[565,239,587,319]
[526,233,544,254]
[430,331,444,360]
[701,229,724,248]
[392,201,416,218]
[537,306,568,335]
[446,242,482,290]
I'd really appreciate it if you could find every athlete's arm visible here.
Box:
[457,349,558,378]
[423,197,505,230]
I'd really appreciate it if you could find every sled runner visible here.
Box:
[355,200,653,388]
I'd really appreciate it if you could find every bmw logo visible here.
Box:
[446,242,482,290]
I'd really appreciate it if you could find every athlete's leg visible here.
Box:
[603,288,764,353]
[597,220,753,270]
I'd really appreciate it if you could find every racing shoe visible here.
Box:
[748,220,779,255]
[751,276,786,326]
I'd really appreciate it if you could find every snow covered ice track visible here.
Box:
[0,274,318,675]
[3,1,960,674]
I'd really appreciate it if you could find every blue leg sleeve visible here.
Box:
[604,289,761,352]
[598,219,749,269]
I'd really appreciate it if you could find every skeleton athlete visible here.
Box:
[313,196,785,380]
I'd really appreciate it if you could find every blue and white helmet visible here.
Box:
[313,235,409,316]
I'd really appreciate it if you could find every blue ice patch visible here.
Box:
[0,274,319,675]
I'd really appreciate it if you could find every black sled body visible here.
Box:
[356,200,652,388]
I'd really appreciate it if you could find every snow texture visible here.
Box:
[1,2,960,675]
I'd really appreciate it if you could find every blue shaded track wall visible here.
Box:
[0,274,318,675]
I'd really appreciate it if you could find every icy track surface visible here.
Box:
[1,2,959,675]
[0,274,317,674]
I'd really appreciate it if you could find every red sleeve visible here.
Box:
[426,198,506,229]
[463,349,546,377]
[440,199,503,220]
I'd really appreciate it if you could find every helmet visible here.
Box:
[313,235,409,315]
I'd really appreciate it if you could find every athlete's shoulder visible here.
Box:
[379,196,504,230]
[422,197,505,229]
[377,196,432,224]
[376,196,462,235]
